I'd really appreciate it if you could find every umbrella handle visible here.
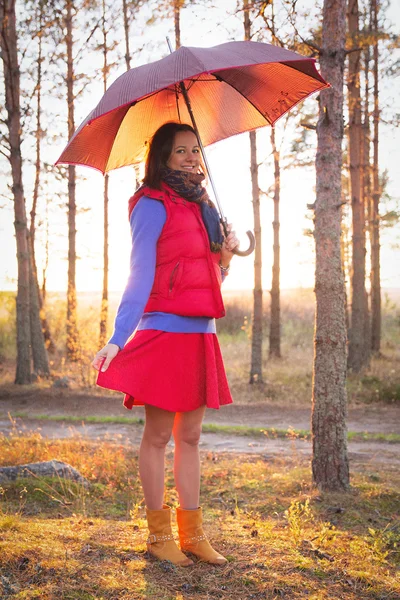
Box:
[233,230,256,257]
[221,219,255,257]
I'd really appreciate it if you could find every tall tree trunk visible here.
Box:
[370,0,381,354]
[100,174,109,346]
[28,253,50,375]
[174,0,182,49]
[65,0,79,361]
[347,0,369,372]
[312,0,349,491]
[249,130,263,383]
[122,0,130,70]
[99,0,109,347]
[42,198,50,303]
[1,0,32,383]
[269,127,281,358]
[244,0,263,384]
[362,23,372,363]
[122,0,141,187]
[30,0,55,357]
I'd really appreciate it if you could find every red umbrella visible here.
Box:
[56,40,328,254]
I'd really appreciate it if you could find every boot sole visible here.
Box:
[181,550,228,565]
[146,550,194,567]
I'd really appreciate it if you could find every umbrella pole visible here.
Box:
[179,88,227,224]
[166,38,226,227]
[166,38,255,257]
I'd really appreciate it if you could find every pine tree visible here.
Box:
[269,127,281,358]
[244,0,264,384]
[29,0,55,356]
[1,0,49,382]
[347,0,370,372]
[312,0,349,491]
[99,0,111,348]
[370,0,381,354]
[65,0,79,361]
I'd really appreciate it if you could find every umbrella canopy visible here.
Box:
[56,40,328,174]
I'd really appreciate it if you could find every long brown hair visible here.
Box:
[143,122,199,189]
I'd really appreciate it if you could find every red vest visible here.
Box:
[129,183,225,319]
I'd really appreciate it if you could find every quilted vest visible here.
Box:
[128,183,225,319]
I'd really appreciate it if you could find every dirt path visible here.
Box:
[1,389,399,432]
[1,416,399,465]
[1,390,399,465]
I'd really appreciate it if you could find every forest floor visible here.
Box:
[1,387,399,466]
[1,381,400,598]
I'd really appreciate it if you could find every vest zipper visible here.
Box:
[169,262,180,294]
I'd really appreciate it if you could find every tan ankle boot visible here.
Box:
[177,506,227,565]
[146,505,193,567]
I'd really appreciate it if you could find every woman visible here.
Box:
[92,122,238,567]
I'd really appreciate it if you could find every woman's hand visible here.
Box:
[92,343,120,372]
[220,223,240,268]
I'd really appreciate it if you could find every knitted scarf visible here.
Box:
[159,167,223,253]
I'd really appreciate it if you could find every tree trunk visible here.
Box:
[370,0,381,354]
[244,0,263,384]
[65,0,79,361]
[30,0,55,358]
[122,0,141,186]
[249,131,263,383]
[122,0,131,70]
[29,256,50,375]
[312,0,349,491]
[347,0,369,372]
[1,0,32,383]
[269,127,281,358]
[362,23,372,364]
[174,0,182,49]
[99,174,109,346]
[42,199,50,304]
[99,0,109,348]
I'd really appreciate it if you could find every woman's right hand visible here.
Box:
[91,343,120,372]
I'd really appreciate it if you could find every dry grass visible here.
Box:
[0,429,399,599]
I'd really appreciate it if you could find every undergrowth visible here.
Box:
[0,432,399,599]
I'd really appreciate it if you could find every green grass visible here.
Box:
[10,412,145,426]
[6,413,400,444]
[0,434,399,599]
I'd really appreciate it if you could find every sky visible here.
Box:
[0,0,399,294]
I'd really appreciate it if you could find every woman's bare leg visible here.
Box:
[173,405,206,509]
[139,405,176,510]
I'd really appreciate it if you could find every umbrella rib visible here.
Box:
[174,83,182,123]
[213,74,273,126]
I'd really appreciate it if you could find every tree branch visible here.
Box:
[282,2,322,55]
[301,121,317,130]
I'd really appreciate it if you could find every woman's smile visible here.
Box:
[167,130,201,173]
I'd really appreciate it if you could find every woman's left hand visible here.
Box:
[220,223,239,268]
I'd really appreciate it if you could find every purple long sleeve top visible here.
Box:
[108,197,225,349]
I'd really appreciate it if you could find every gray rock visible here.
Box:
[52,376,70,388]
[0,459,89,487]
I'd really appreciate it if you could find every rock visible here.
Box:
[0,459,89,487]
[52,377,70,388]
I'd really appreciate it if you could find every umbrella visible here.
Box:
[56,40,328,254]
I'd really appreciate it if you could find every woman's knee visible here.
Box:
[142,406,174,448]
[174,424,202,447]
[142,425,172,448]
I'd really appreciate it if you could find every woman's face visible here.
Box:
[166,131,201,173]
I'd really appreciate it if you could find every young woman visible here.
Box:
[92,122,238,567]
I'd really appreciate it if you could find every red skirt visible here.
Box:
[96,330,233,412]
